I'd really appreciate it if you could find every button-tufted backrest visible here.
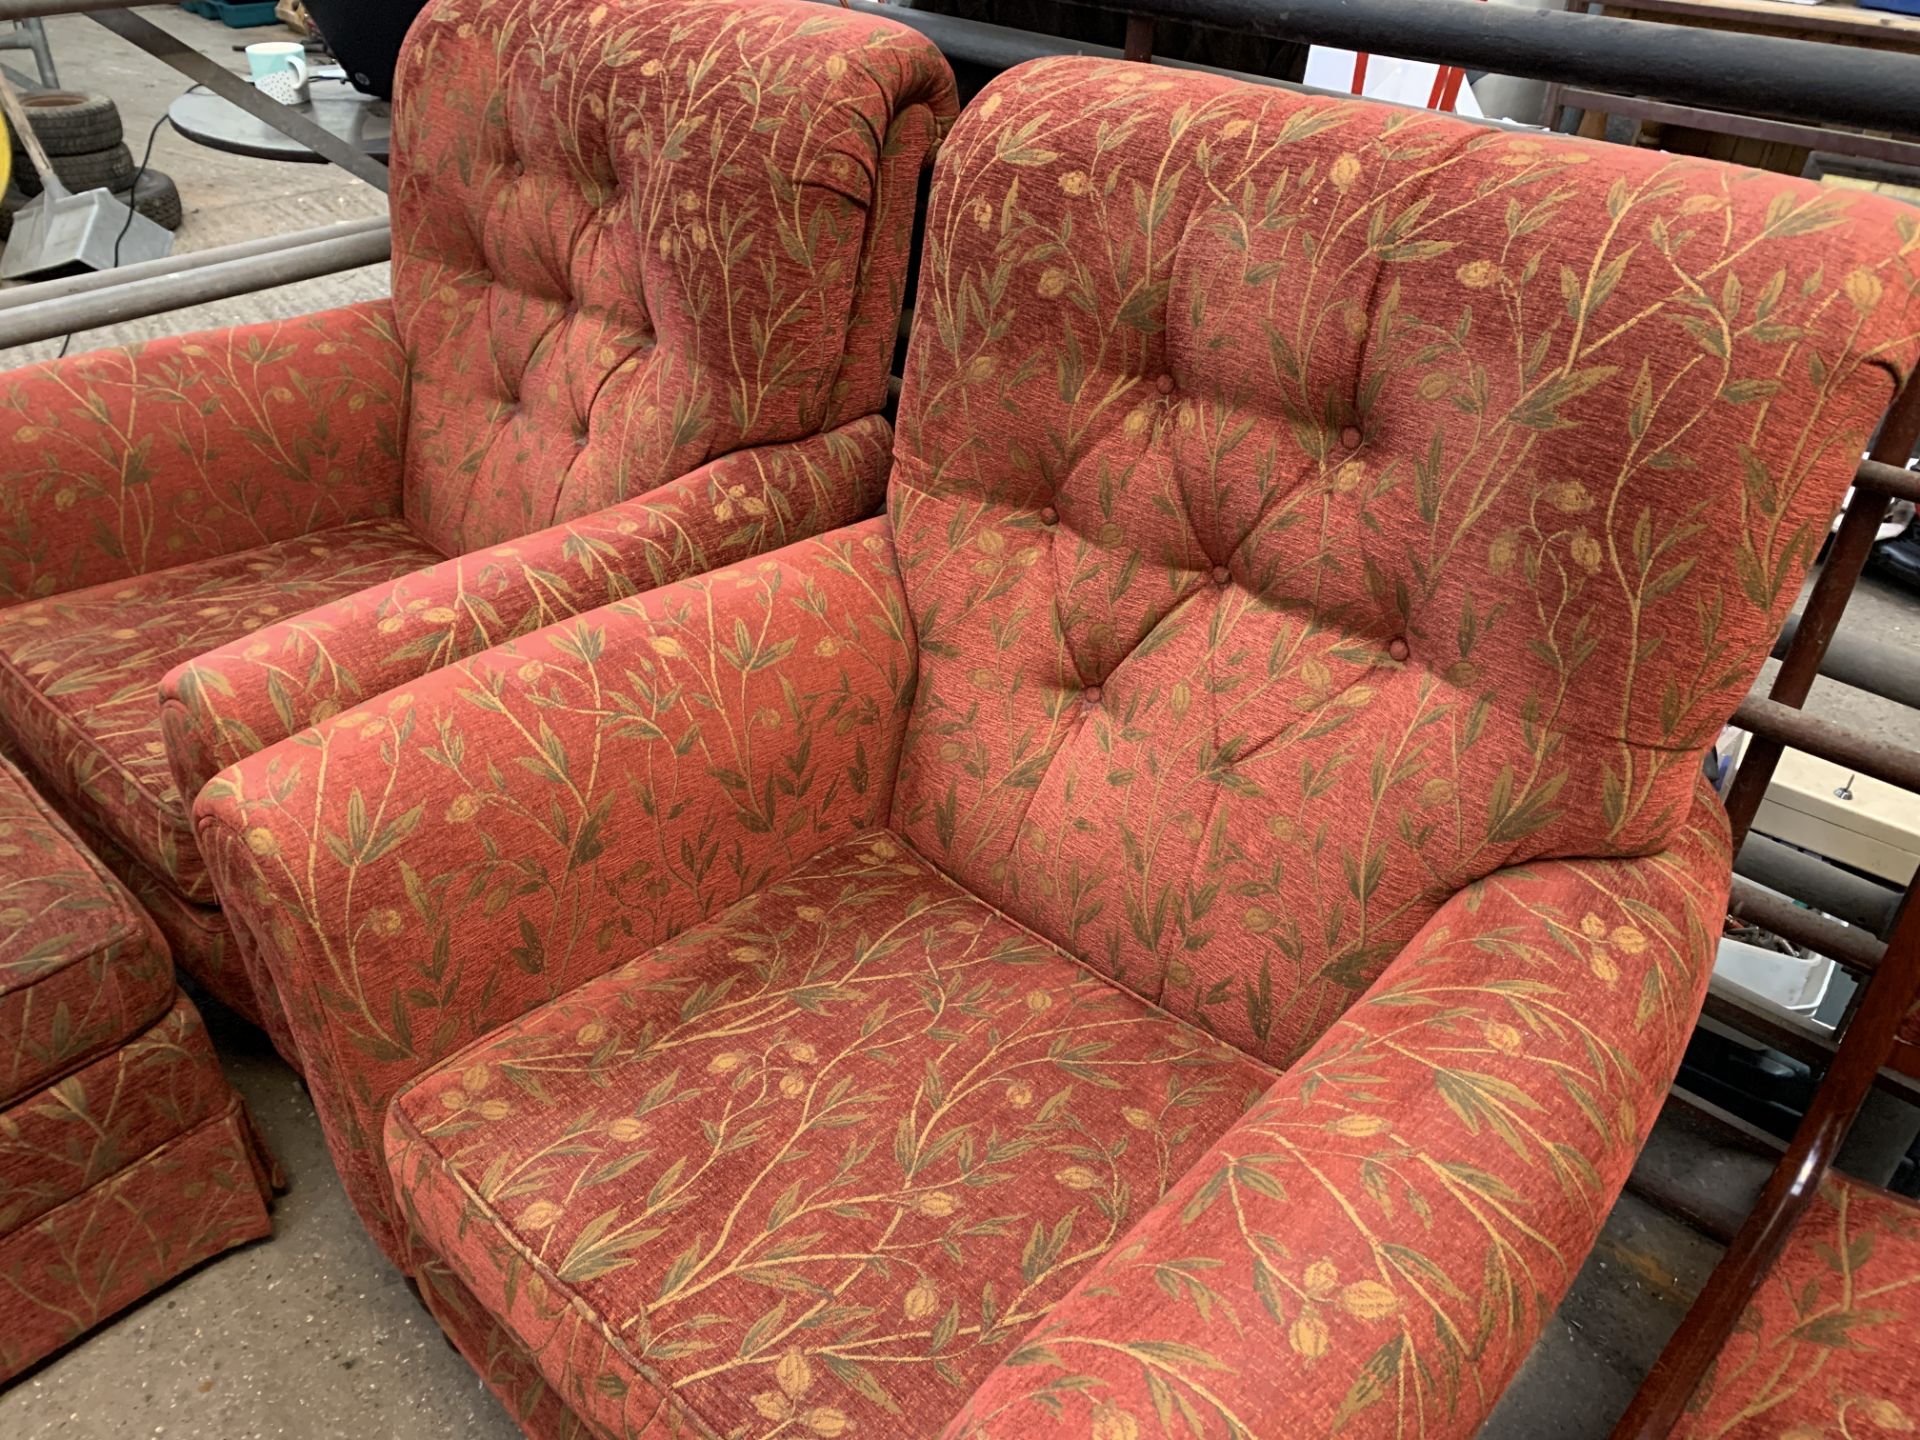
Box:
[389,0,956,557]
[888,58,1920,1067]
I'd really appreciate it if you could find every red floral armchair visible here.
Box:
[200,57,1920,1440]
[0,0,955,1042]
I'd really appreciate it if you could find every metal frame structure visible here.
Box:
[1612,700,1920,1436]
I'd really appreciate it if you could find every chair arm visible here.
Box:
[0,301,407,604]
[946,779,1732,1440]
[195,517,914,1263]
[159,414,892,810]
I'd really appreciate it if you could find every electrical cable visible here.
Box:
[53,98,183,360]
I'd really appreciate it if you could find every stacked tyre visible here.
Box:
[1,91,182,241]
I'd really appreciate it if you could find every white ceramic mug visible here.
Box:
[246,40,309,105]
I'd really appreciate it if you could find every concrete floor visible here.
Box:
[0,7,1913,1440]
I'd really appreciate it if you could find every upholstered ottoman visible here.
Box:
[0,756,273,1381]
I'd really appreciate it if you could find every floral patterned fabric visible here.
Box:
[1675,1176,1920,1440]
[0,302,407,606]
[0,763,274,1381]
[0,998,274,1381]
[947,780,1729,1440]
[159,417,893,817]
[0,755,171,1107]
[0,518,443,905]
[387,0,953,558]
[200,521,917,1263]
[387,830,1272,1436]
[199,54,1920,1440]
[889,59,1920,1071]
[0,0,950,1024]
[60,812,254,1030]
[1,992,242,1238]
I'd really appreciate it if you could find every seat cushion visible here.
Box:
[1678,1176,1920,1439]
[388,830,1273,1439]
[0,517,443,903]
[0,755,171,1107]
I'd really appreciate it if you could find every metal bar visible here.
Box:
[0,219,389,313]
[0,0,123,16]
[1728,875,1887,976]
[1856,457,1920,504]
[87,9,391,192]
[1725,375,1920,846]
[1770,612,1920,713]
[1734,832,1903,938]
[1731,694,1920,796]
[0,228,392,351]
[1555,88,1920,168]
[837,3,1120,73]
[1133,0,1920,133]
[1581,0,1920,47]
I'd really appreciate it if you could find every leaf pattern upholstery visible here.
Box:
[201,522,916,1262]
[199,55,1920,1440]
[946,781,1729,1439]
[0,0,956,1024]
[0,519,442,910]
[0,999,274,1382]
[1674,1177,1920,1440]
[0,756,273,1381]
[0,748,172,1105]
[387,831,1271,1435]
[0,303,408,606]
[158,418,893,826]
[889,59,1920,1068]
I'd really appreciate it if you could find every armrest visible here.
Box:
[946,779,1732,1440]
[0,301,407,603]
[159,414,891,811]
[195,516,913,1262]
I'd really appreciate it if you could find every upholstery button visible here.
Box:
[1155,373,1174,395]
[1040,505,1058,526]
[1209,564,1230,585]
[1340,425,1362,450]
[1388,637,1410,662]
[1082,684,1103,706]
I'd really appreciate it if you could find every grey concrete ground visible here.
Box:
[0,7,1913,1440]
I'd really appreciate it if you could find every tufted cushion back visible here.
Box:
[889,58,1920,1066]
[389,0,955,556]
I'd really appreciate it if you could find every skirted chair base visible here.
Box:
[0,756,274,1381]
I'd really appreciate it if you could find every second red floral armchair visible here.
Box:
[0,0,956,1041]
[200,56,1920,1440]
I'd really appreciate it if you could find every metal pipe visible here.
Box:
[0,227,392,351]
[0,219,389,313]
[1856,458,1920,505]
[1137,0,1920,133]
[1554,89,1920,170]
[1770,613,1920,713]
[1734,832,1903,939]
[1732,694,1920,797]
[1728,876,1888,976]
[0,0,124,17]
